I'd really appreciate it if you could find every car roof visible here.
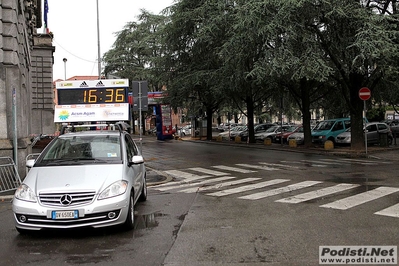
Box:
[59,130,122,138]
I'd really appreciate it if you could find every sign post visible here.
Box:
[359,87,371,154]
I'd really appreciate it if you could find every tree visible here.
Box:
[161,0,229,140]
[102,10,169,90]
[236,0,399,148]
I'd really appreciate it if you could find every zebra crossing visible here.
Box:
[154,158,399,219]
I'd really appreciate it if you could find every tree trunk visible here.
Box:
[300,79,312,147]
[206,106,213,140]
[247,95,256,143]
[348,73,366,150]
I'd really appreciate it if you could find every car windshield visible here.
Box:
[266,126,278,132]
[286,126,298,133]
[314,121,335,130]
[38,134,122,163]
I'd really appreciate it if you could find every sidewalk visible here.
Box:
[175,135,399,161]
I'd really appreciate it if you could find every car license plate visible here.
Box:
[51,210,78,220]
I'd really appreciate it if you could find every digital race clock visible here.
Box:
[54,79,130,123]
[57,87,128,105]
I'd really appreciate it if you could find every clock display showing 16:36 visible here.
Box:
[57,88,128,105]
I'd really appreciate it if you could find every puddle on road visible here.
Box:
[134,212,168,230]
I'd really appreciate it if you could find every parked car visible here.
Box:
[381,119,399,138]
[287,126,305,145]
[312,118,352,144]
[335,122,393,145]
[239,123,276,141]
[255,125,290,142]
[218,125,247,140]
[217,123,244,132]
[12,123,147,233]
[274,125,302,144]
[177,125,192,136]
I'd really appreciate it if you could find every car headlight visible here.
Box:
[14,184,37,202]
[98,180,128,200]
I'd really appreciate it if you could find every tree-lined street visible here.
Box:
[1,138,399,265]
[103,1,399,148]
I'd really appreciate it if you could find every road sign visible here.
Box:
[359,87,371,101]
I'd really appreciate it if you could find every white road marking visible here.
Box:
[375,203,399,218]
[181,178,261,193]
[235,163,278,171]
[320,187,399,210]
[258,162,300,169]
[276,183,360,203]
[212,165,256,173]
[156,176,237,191]
[163,170,211,182]
[188,167,228,176]
[239,181,322,200]
[280,160,327,167]
[207,179,290,197]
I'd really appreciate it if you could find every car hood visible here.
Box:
[311,130,330,136]
[256,132,276,137]
[289,133,304,137]
[23,164,123,194]
[336,132,350,138]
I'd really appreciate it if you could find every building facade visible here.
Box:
[0,0,54,176]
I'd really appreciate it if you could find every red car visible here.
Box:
[274,125,302,144]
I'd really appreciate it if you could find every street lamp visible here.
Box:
[63,58,67,80]
[96,0,101,79]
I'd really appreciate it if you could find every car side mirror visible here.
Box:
[131,155,144,165]
[26,159,35,168]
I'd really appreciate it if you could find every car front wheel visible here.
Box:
[138,176,147,202]
[123,192,135,231]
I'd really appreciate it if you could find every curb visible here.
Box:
[0,195,13,201]
[179,136,399,159]
[146,166,174,186]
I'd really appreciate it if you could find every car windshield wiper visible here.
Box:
[41,158,111,165]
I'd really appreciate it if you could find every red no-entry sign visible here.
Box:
[359,87,371,101]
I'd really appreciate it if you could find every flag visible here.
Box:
[44,0,49,34]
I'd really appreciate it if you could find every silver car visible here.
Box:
[335,122,393,145]
[12,124,147,233]
[287,126,305,145]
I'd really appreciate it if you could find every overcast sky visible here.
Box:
[43,0,174,80]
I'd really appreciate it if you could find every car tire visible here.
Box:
[123,192,135,231]
[138,175,147,202]
[16,227,30,235]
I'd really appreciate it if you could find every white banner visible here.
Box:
[54,104,129,123]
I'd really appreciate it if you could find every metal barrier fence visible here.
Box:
[0,157,22,194]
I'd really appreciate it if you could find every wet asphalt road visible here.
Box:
[1,136,399,265]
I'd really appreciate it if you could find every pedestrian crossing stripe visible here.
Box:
[280,160,327,167]
[275,183,361,204]
[235,163,278,171]
[181,178,261,193]
[238,181,322,200]
[212,165,256,173]
[156,176,238,192]
[375,203,399,218]
[188,167,228,176]
[206,179,290,197]
[320,187,399,210]
[163,170,211,182]
[258,162,300,169]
